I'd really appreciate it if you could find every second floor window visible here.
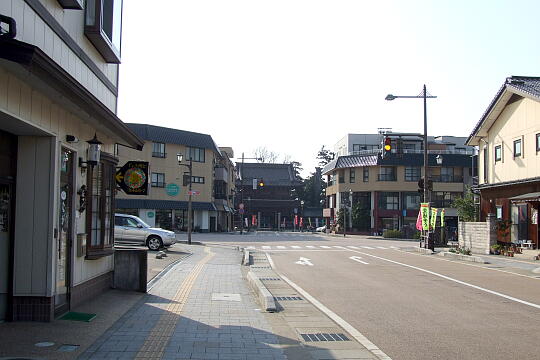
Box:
[339,170,345,183]
[191,176,205,184]
[495,145,502,162]
[405,167,420,182]
[350,169,356,183]
[151,173,165,187]
[378,166,396,181]
[152,142,166,158]
[188,147,205,162]
[440,167,455,182]
[537,134,540,152]
[363,167,369,182]
[403,193,420,210]
[513,139,522,157]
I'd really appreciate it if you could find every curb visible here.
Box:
[438,251,488,264]
[147,252,193,291]
[246,271,277,313]
[405,247,434,255]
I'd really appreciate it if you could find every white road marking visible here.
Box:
[276,246,286,249]
[346,249,540,310]
[349,256,369,265]
[347,246,360,249]
[262,246,271,249]
[291,245,301,249]
[376,246,388,249]
[306,245,316,248]
[320,245,332,249]
[245,246,255,249]
[361,246,375,249]
[390,246,399,249]
[275,271,392,360]
[295,257,314,266]
[333,246,347,249]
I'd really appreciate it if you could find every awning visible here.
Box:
[509,192,540,203]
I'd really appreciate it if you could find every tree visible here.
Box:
[290,161,303,181]
[254,146,279,163]
[351,203,371,231]
[451,187,477,222]
[316,146,335,167]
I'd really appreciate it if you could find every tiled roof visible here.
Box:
[322,155,378,174]
[467,76,540,144]
[116,199,217,211]
[236,163,300,186]
[126,123,221,154]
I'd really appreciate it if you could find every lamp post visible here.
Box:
[177,153,193,245]
[386,85,437,250]
[238,153,262,235]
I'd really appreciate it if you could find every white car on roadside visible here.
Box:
[316,225,327,232]
[114,214,177,250]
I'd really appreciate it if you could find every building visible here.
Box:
[323,133,475,236]
[0,1,144,321]
[235,163,302,230]
[116,124,236,233]
[466,76,540,249]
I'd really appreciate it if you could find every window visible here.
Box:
[440,167,455,182]
[494,145,502,162]
[496,206,503,220]
[349,169,356,183]
[339,170,345,183]
[379,192,399,210]
[152,142,166,158]
[363,167,369,182]
[513,139,522,157]
[432,192,459,208]
[403,193,420,210]
[214,180,226,199]
[483,147,488,183]
[191,176,205,184]
[85,0,123,63]
[404,167,421,182]
[536,134,540,152]
[328,173,336,186]
[151,173,165,187]
[86,153,117,259]
[378,166,396,181]
[188,147,205,162]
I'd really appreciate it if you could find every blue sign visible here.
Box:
[165,183,180,196]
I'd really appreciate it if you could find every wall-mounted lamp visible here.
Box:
[436,154,443,165]
[177,153,183,164]
[66,134,79,143]
[78,133,102,169]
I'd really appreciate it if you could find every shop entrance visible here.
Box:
[55,148,74,316]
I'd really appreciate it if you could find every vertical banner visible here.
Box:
[416,209,423,231]
[430,208,438,230]
[251,215,257,226]
[440,208,445,227]
[420,203,430,230]
[294,215,298,225]
[300,217,304,227]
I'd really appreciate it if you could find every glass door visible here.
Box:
[55,149,74,315]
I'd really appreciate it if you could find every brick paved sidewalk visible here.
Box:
[79,245,287,360]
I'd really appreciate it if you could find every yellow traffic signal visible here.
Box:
[258,178,264,187]
[384,137,392,151]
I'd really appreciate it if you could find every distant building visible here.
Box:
[467,76,540,249]
[235,163,302,230]
[323,133,475,237]
[116,124,236,233]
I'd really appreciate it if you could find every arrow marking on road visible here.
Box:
[295,257,314,266]
[349,256,369,265]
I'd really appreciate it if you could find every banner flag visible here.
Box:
[420,203,430,230]
[441,208,445,227]
[430,208,438,230]
[416,209,423,231]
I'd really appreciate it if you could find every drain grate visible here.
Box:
[275,296,303,301]
[260,277,281,281]
[300,333,350,342]
[252,266,271,269]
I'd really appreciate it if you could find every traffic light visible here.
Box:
[382,137,392,158]
[258,178,265,188]
[417,178,424,193]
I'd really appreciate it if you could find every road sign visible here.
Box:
[187,190,200,195]
[239,203,244,209]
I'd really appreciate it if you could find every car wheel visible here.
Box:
[147,236,163,251]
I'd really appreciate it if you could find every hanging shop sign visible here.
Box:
[116,161,149,195]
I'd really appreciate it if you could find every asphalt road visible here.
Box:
[196,231,540,360]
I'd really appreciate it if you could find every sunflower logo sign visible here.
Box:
[116,161,149,195]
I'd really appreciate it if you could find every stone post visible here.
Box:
[486,213,497,254]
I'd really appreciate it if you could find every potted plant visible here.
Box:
[496,220,512,241]
[491,244,502,255]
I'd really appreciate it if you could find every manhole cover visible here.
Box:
[211,293,241,301]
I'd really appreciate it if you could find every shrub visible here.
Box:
[383,229,402,238]
[412,231,421,239]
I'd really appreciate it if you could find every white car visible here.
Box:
[114,214,177,250]
[316,225,327,232]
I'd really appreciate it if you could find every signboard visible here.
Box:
[440,209,445,227]
[430,208,438,230]
[116,161,149,195]
[165,183,180,196]
[420,203,430,231]
[188,190,200,195]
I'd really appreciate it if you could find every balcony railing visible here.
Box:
[349,148,475,156]
[152,152,167,158]
[378,174,397,181]
[431,175,464,183]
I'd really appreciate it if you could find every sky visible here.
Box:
[117,0,540,178]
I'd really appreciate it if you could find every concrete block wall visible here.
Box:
[458,214,497,255]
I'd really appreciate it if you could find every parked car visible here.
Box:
[316,225,327,232]
[114,214,177,250]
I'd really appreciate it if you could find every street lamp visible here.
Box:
[177,153,193,245]
[385,85,437,250]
